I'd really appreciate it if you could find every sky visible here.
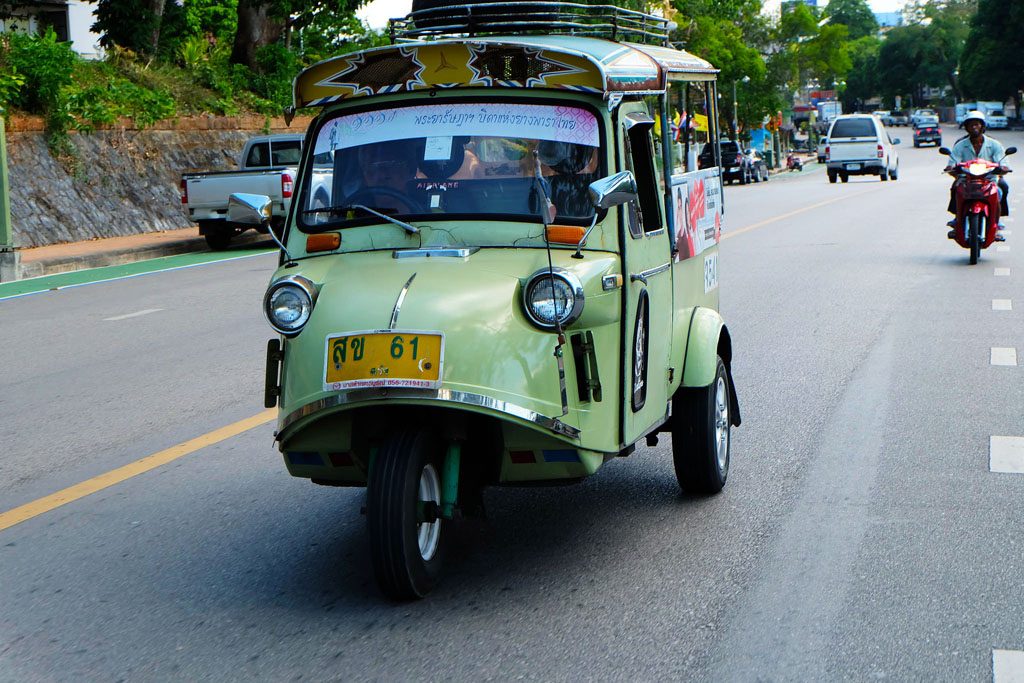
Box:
[357,0,911,30]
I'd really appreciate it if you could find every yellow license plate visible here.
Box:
[324,330,443,391]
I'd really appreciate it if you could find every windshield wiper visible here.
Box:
[302,205,419,234]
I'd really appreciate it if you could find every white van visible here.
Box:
[824,114,900,184]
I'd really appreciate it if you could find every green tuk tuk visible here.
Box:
[236,1,740,599]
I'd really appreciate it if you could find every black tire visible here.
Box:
[828,171,837,184]
[891,165,899,181]
[840,173,849,183]
[203,226,234,251]
[367,430,447,600]
[740,168,749,185]
[968,213,981,265]
[672,357,731,495]
[880,166,889,181]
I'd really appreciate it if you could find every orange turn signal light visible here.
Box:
[306,233,340,253]
[546,225,586,245]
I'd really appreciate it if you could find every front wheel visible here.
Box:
[367,430,447,600]
[672,357,731,495]
[968,213,981,265]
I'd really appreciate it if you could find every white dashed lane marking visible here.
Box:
[993,648,1024,681]
[103,308,163,322]
[991,348,1017,366]
[997,245,1011,252]
[1002,230,1013,236]
[993,299,1013,311]
[995,268,1010,276]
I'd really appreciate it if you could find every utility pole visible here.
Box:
[0,112,16,283]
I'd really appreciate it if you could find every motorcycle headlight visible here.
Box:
[522,268,584,330]
[263,275,317,336]
[968,162,989,176]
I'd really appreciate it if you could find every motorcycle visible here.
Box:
[940,145,1016,264]
[786,152,804,171]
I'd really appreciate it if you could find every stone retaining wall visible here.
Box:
[7,116,313,249]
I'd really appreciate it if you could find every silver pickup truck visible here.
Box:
[182,135,332,250]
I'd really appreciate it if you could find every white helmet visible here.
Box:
[964,110,987,127]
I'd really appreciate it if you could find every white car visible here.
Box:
[824,114,900,183]
[986,109,1009,129]
[874,110,892,126]
[910,109,938,127]
[817,136,828,163]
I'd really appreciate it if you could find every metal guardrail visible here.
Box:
[389,2,674,46]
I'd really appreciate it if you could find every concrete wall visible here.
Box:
[7,117,313,249]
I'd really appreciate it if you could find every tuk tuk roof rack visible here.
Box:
[389,2,676,47]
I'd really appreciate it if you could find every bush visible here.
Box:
[5,28,75,117]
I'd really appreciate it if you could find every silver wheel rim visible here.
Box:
[714,376,730,472]
[417,463,441,562]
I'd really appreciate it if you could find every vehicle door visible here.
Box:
[617,105,673,445]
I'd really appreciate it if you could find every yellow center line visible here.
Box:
[0,409,277,533]
[723,187,878,240]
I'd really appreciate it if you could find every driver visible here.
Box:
[946,110,1011,241]
[352,141,415,210]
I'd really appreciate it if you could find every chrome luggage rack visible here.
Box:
[389,2,674,47]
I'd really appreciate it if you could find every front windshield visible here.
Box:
[298,101,602,230]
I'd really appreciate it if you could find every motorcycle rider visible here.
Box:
[946,110,1011,241]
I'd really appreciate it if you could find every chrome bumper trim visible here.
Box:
[279,388,581,439]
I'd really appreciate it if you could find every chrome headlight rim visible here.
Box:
[263,274,318,336]
[522,268,585,330]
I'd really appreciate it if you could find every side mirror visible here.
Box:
[938,147,951,156]
[1006,147,1018,156]
[589,171,637,210]
[228,193,272,226]
[891,138,901,145]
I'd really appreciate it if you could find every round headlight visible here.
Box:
[264,276,317,335]
[523,269,584,329]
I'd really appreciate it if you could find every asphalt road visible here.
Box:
[2,124,1023,682]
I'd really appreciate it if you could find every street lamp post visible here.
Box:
[733,75,750,140]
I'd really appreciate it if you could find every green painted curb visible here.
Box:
[0,247,275,301]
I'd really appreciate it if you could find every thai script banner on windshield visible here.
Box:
[315,103,599,154]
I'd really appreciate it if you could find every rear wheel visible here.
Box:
[840,173,849,183]
[828,171,837,184]
[672,357,731,495]
[968,213,981,265]
[367,430,447,600]
[199,220,239,251]
[880,166,889,181]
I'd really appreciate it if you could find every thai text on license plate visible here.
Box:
[846,163,861,171]
[323,330,444,391]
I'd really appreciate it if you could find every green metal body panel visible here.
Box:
[680,306,727,388]
[275,248,624,456]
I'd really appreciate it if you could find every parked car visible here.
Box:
[910,108,938,127]
[985,109,1009,129]
[817,136,828,163]
[874,110,892,126]
[181,134,331,250]
[912,121,942,147]
[824,114,900,183]
[891,110,909,126]
[699,140,760,184]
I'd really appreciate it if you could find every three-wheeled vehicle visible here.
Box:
[235,1,741,599]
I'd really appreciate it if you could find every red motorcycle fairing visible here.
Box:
[951,159,1003,251]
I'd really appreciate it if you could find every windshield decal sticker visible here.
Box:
[314,104,599,155]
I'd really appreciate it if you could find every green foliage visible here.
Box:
[824,0,878,40]
[959,0,1024,105]
[4,28,75,117]
[842,36,881,110]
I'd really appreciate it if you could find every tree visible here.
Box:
[959,0,1024,115]
[230,0,366,69]
[841,35,880,111]
[670,0,774,137]
[824,0,878,40]
[93,0,178,54]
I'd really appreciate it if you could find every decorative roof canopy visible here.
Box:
[292,37,717,110]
